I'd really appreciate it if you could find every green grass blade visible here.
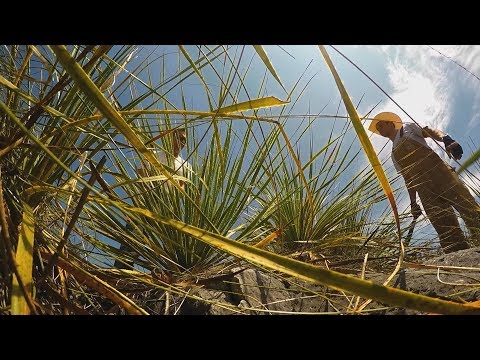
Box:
[0,73,66,117]
[47,109,282,142]
[11,204,35,315]
[178,45,214,111]
[178,45,223,173]
[49,46,163,171]
[41,250,148,315]
[218,96,289,114]
[318,45,400,236]
[0,99,99,196]
[253,45,286,93]
[458,147,480,174]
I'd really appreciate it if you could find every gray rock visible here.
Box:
[366,246,480,314]
[234,269,295,314]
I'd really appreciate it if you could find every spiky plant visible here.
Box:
[250,121,384,254]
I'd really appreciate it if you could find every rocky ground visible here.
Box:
[172,247,480,315]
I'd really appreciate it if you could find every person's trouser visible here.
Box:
[417,169,480,252]
[393,136,480,253]
[419,193,470,253]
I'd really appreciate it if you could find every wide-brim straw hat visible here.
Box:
[368,112,403,134]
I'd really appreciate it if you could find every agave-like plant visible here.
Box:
[250,119,385,254]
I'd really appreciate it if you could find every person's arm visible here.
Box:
[421,126,446,140]
[422,126,463,160]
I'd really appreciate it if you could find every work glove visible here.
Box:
[442,135,463,160]
[410,202,422,219]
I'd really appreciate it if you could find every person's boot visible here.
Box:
[442,241,469,254]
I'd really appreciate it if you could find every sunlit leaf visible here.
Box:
[253,45,286,92]
[254,229,280,248]
[318,46,400,236]
[11,204,35,315]
[218,96,289,114]
[49,46,170,177]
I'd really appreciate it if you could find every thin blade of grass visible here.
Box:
[0,99,103,198]
[28,45,53,79]
[0,73,68,156]
[111,175,193,189]
[0,74,66,119]
[318,45,400,235]
[7,47,33,108]
[62,152,88,233]
[15,46,106,146]
[46,109,283,142]
[44,156,106,276]
[253,45,286,92]
[178,45,222,174]
[49,46,169,175]
[458,148,480,174]
[11,204,35,315]
[42,281,90,315]
[178,45,214,111]
[40,250,148,315]
[318,46,405,314]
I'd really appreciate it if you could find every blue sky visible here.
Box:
[264,45,480,152]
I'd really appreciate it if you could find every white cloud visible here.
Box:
[378,46,451,132]
[430,45,480,82]
[428,46,480,133]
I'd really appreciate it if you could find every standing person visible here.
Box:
[114,127,191,269]
[369,111,480,253]
[140,127,191,190]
